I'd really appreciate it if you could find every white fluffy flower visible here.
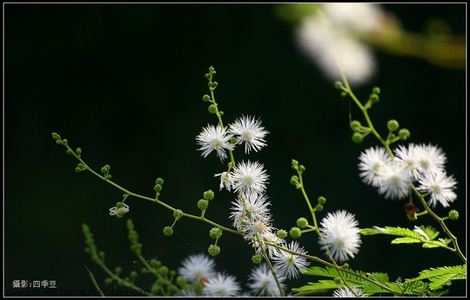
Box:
[196,124,233,161]
[296,15,375,86]
[230,192,271,229]
[377,162,413,200]
[418,171,457,208]
[271,241,310,279]
[333,286,365,297]
[358,147,392,187]
[323,3,383,34]
[248,264,286,296]
[231,161,269,195]
[395,143,447,179]
[202,273,240,296]
[214,171,233,191]
[319,210,361,263]
[229,115,268,154]
[178,254,216,283]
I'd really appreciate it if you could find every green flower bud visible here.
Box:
[76,147,82,155]
[150,259,161,268]
[61,139,68,146]
[163,226,173,237]
[276,229,288,239]
[387,119,400,132]
[209,227,222,240]
[66,148,73,155]
[448,210,459,220]
[155,178,165,186]
[197,199,209,211]
[176,276,187,287]
[159,266,169,276]
[372,86,381,94]
[369,94,379,103]
[203,190,215,201]
[99,251,105,259]
[202,94,211,102]
[219,110,224,116]
[101,164,110,174]
[51,132,61,140]
[334,81,344,90]
[296,217,309,229]
[251,255,262,264]
[352,132,363,144]
[104,277,113,285]
[289,227,302,239]
[399,128,410,140]
[208,104,217,114]
[299,165,306,173]
[114,266,122,275]
[130,271,138,279]
[334,277,342,284]
[208,244,220,256]
[154,184,162,193]
[211,81,218,88]
[316,204,324,212]
[290,175,299,186]
[291,159,299,170]
[55,139,63,145]
[317,196,327,205]
[350,120,361,131]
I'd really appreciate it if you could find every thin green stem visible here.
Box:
[84,266,105,297]
[297,170,320,235]
[97,261,148,295]
[257,236,285,296]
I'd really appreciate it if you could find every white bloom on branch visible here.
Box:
[230,192,271,229]
[418,171,457,208]
[377,162,413,200]
[395,143,447,179]
[319,210,361,263]
[271,241,310,279]
[229,115,268,154]
[196,124,233,161]
[178,254,216,283]
[358,146,392,187]
[202,273,241,296]
[214,171,233,191]
[248,263,286,296]
[231,161,269,195]
[333,286,365,297]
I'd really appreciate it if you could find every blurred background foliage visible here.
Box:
[5,3,466,296]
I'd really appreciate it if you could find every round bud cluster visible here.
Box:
[163,226,174,237]
[276,229,288,239]
[251,255,262,264]
[289,227,302,239]
[154,178,165,199]
[208,244,221,256]
[209,227,222,240]
[296,217,309,229]
[448,210,459,220]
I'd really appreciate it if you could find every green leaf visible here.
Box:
[292,280,344,295]
[407,265,466,291]
[391,237,422,244]
[361,226,449,249]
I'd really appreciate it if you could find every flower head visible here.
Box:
[377,162,413,200]
[196,124,233,161]
[333,286,365,297]
[358,146,392,187]
[418,171,457,208]
[230,192,271,230]
[319,210,361,263]
[248,264,286,296]
[231,161,269,195]
[109,202,129,218]
[395,143,447,179]
[229,115,268,154]
[178,254,216,284]
[202,273,240,296]
[271,241,310,279]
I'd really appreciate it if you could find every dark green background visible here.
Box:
[5,3,466,296]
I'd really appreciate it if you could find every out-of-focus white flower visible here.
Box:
[296,14,376,86]
[202,273,240,296]
[229,115,268,154]
[319,210,361,263]
[196,124,233,161]
[271,241,310,279]
[377,162,413,200]
[323,3,382,33]
[418,171,457,208]
[178,254,216,283]
[358,147,392,187]
[248,264,286,296]
[333,286,365,297]
[231,161,269,195]
[214,171,233,191]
